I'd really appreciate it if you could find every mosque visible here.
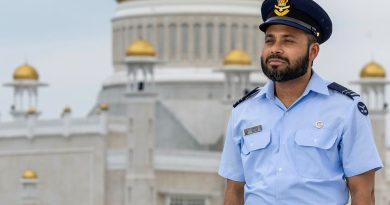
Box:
[0,0,389,205]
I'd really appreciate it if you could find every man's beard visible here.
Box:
[261,47,310,82]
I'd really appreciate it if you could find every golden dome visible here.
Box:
[126,39,156,57]
[63,106,72,113]
[27,107,37,114]
[360,62,386,78]
[100,103,109,111]
[22,169,38,179]
[223,49,252,66]
[13,63,39,80]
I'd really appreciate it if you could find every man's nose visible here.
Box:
[270,41,283,54]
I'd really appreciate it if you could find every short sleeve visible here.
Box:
[340,101,383,177]
[218,112,245,182]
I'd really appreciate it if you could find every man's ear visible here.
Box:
[309,43,320,61]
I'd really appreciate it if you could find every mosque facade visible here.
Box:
[0,0,389,205]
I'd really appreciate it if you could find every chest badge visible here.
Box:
[244,125,262,136]
[314,121,324,129]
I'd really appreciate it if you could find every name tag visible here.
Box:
[244,125,262,136]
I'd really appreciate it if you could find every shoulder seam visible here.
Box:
[327,82,360,100]
[233,87,260,108]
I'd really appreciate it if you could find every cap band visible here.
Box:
[265,16,318,37]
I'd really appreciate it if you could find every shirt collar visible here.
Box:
[254,71,330,100]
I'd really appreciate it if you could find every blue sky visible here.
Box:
[0,0,116,120]
[1,0,390,120]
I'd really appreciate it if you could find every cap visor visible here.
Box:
[259,19,312,35]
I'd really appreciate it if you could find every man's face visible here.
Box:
[261,24,313,82]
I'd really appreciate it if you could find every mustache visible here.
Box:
[265,54,289,64]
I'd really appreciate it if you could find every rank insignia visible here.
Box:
[357,102,369,116]
[244,125,262,136]
[274,0,290,16]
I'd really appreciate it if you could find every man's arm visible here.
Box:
[347,169,376,205]
[223,179,245,205]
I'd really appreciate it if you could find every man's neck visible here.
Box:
[274,69,312,108]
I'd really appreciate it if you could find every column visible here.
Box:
[213,18,219,65]
[237,23,243,49]
[226,22,232,54]
[200,19,207,62]
[188,19,195,63]
[150,67,155,92]
[164,21,170,62]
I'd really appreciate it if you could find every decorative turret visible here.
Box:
[20,169,40,205]
[125,39,158,95]
[3,63,48,120]
[218,49,256,102]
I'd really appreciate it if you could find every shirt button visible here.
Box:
[314,139,318,143]
[278,168,283,172]
[250,143,254,147]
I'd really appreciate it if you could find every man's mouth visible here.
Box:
[267,58,287,66]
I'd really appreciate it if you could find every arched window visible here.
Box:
[181,23,189,59]
[219,24,226,57]
[242,24,249,51]
[206,23,214,57]
[231,24,238,49]
[169,24,177,58]
[194,23,201,59]
[157,24,165,59]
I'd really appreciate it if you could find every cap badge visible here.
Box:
[274,0,291,16]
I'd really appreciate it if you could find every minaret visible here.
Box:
[124,39,157,205]
[217,49,256,103]
[3,63,48,120]
[351,61,390,205]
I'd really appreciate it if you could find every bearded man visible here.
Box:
[218,0,383,204]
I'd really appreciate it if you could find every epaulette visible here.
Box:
[328,82,360,100]
[233,87,261,108]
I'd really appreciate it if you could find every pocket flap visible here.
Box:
[295,129,338,150]
[241,130,271,154]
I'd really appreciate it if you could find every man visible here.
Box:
[218,0,383,204]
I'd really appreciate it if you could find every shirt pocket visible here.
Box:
[241,130,271,155]
[295,129,338,149]
[292,128,340,179]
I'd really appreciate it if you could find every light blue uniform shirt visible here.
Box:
[219,72,383,205]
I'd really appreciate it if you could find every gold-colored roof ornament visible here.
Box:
[223,49,252,66]
[63,106,72,113]
[22,169,38,179]
[126,39,156,57]
[27,107,37,115]
[13,63,39,80]
[360,62,386,78]
[100,103,109,111]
